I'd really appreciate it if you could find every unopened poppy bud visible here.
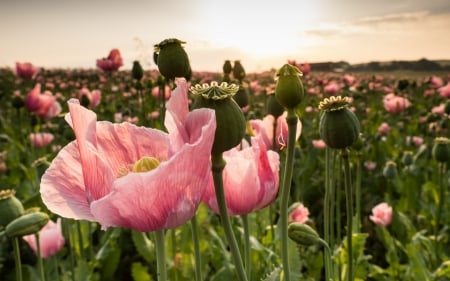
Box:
[132,157,160,173]
[445,101,450,115]
[154,38,191,80]
[12,96,24,109]
[132,60,144,81]
[233,60,246,82]
[318,96,361,149]
[223,60,232,75]
[190,82,246,155]
[266,93,285,118]
[232,87,249,108]
[80,94,90,107]
[288,222,327,247]
[275,64,304,109]
[432,137,450,163]
[0,189,24,227]
[402,151,414,166]
[382,161,397,179]
[5,211,49,238]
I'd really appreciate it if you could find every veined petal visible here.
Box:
[165,78,190,151]
[40,142,95,221]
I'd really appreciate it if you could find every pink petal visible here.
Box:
[165,78,190,151]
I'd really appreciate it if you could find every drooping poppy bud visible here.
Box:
[288,222,327,247]
[432,137,450,163]
[382,161,398,179]
[5,211,49,238]
[132,60,144,81]
[318,96,360,149]
[223,60,232,75]
[232,87,249,108]
[154,38,191,80]
[275,64,304,110]
[0,189,24,227]
[190,82,246,154]
[265,93,285,118]
[233,60,246,82]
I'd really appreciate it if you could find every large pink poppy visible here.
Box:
[40,79,216,231]
[202,137,280,216]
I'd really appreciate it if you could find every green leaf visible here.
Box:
[131,230,155,263]
[131,262,153,281]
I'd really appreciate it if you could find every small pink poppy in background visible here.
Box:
[429,76,444,89]
[79,87,101,107]
[312,139,326,149]
[369,202,393,227]
[364,161,377,171]
[25,84,61,118]
[383,93,411,113]
[324,81,340,95]
[432,104,445,115]
[16,62,38,79]
[289,203,310,224]
[202,137,280,216]
[40,79,216,232]
[23,219,65,259]
[96,48,123,72]
[406,136,424,147]
[378,122,390,135]
[343,74,356,86]
[29,133,54,148]
[438,83,450,98]
[287,60,310,76]
[249,113,302,150]
[152,85,171,100]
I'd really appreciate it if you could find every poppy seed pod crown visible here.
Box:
[0,189,24,227]
[318,96,360,149]
[190,82,246,155]
[432,137,450,163]
[154,38,191,80]
[275,64,304,109]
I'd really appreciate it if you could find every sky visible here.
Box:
[1,0,450,73]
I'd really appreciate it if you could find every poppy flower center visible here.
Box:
[117,156,160,177]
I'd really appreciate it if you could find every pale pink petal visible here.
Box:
[165,78,190,151]
[254,140,280,210]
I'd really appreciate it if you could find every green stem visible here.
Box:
[279,109,298,281]
[13,237,23,281]
[211,153,248,281]
[341,149,354,281]
[242,214,251,280]
[171,229,178,281]
[355,154,362,232]
[324,147,333,281]
[435,162,446,260]
[36,233,47,281]
[191,215,202,281]
[155,230,167,281]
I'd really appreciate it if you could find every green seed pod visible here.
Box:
[288,222,325,247]
[5,211,49,238]
[432,137,450,163]
[382,161,398,179]
[132,60,144,81]
[154,38,191,80]
[444,101,450,115]
[402,151,414,166]
[318,96,361,149]
[190,82,246,155]
[233,60,246,82]
[223,60,232,75]
[0,190,24,227]
[275,64,304,109]
[232,87,249,108]
[265,93,285,118]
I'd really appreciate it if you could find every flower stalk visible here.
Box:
[190,215,202,281]
[155,230,167,281]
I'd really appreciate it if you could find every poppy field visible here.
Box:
[0,43,450,281]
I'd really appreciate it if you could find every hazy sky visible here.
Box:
[1,0,450,72]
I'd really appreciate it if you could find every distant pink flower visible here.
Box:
[289,203,310,223]
[40,79,216,232]
[202,137,280,216]
[96,49,123,72]
[16,62,38,79]
[23,219,65,259]
[378,122,390,135]
[343,74,356,86]
[29,133,54,148]
[312,139,326,149]
[438,83,450,98]
[369,202,392,227]
[152,85,171,100]
[249,113,302,150]
[287,60,310,76]
[383,93,410,113]
[364,161,377,171]
[25,84,61,118]
[324,81,340,95]
[406,136,424,147]
[432,104,445,115]
[79,87,101,107]
[429,76,444,89]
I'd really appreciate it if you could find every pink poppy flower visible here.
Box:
[249,113,302,150]
[202,137,280,216]
[364,161,377,171]
[25,84,61,118]
[438,83,450,98]
[16,62,38,79]
[23,219,65,259]
[79,87,101,107]
[406,136,424,147]
[152,85,171,100]
[383,93,410,113]
[312,139,326,149]
[378,122,390,135]
[96,49,123,72]
[429,76,444,89]
[324,81,340,95]
[343,74,356,86]
[289,203,310,224]
[40,78,216,232]
[29,133,54,148]
[369,202,393,227]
